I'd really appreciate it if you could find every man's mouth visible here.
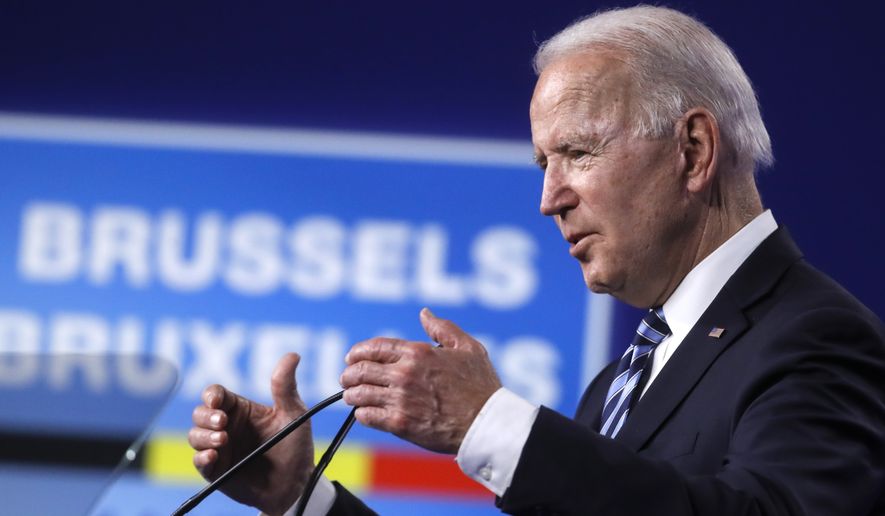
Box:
[565,232,592,256]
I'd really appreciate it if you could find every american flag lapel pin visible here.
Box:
[708,327,726,338]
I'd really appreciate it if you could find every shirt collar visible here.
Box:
[662,210,778,340]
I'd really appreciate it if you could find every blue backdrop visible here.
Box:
[0,1,882,515]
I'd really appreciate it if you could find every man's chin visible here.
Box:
[583,274,612,295]
[583,270,626,300]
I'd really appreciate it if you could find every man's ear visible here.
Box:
[677,107,720,194]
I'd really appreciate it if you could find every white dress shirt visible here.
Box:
[278,210,778,512]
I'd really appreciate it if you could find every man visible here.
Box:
[188,6,885,515]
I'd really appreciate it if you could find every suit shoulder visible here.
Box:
[758,258,883,332]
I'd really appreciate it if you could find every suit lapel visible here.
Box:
[614,296,748,450]
[575,361,618,430]
[611,227,803,451]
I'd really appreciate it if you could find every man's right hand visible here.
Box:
[188,353,314,516]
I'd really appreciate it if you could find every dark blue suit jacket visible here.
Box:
[329,228,885,515]
[499,228,885,515]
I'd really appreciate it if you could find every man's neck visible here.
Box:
[694,205,762,270]
[650,181,764,308]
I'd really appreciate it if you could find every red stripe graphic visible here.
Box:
[370,447,492,498]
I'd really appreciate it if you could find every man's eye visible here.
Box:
[570,150,590,161]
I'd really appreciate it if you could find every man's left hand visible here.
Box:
[340,308,502,454]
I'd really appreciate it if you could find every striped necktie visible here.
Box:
[599,307,671,438]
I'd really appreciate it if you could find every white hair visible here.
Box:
[534,5,773,171]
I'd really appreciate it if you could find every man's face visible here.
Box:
[530,52,694,307]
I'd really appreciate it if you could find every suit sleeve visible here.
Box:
[327,481,377,516]
[498,308,885,516]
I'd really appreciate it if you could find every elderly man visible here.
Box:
[188,6,885,515]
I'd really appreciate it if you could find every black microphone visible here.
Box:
[172,389,355,516]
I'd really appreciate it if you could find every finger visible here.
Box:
[353,406,392,432]
[345,337,407,365]
[340,361,391,389]
[193,449,218,477]
[271,353,305,415]
[342,384,389,407]
[201,384,239,412]
[188,427,227,450]
[192,405,227,430]
[419,307,473,350]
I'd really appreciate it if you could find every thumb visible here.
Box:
[270,353,305,415]
[420,307,472,350]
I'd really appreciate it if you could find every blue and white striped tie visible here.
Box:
[599,307,671,438]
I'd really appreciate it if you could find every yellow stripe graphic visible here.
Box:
[144,433,370,492]
[146,433,201,482]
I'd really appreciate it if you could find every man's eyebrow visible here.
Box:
[532,136,602,167]
[553,136,599,154]
[553,142,576,154]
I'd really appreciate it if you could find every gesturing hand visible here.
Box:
[340,308,502,454]
[188,353,315,516]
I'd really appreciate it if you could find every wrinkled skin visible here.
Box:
[340,308,502,453]
[188,353,314,516]
[532,51,735,308]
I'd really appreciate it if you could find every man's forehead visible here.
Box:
[530,52,633,141]
[534,52,630,102]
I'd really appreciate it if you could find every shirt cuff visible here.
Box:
[455,387,539,496]
[262,475,337,516]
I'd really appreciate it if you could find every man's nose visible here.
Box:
[539,162,578,217]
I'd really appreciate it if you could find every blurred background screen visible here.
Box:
[0,1,882,515]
